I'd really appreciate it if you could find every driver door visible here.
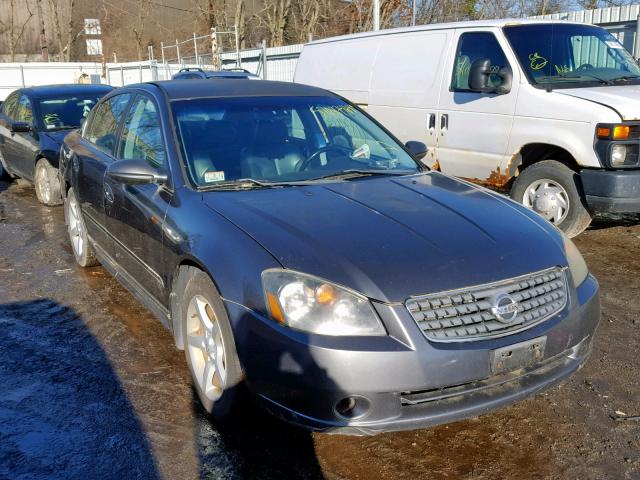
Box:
[437,29,519,182]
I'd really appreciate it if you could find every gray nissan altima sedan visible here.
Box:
[59,80,600,435]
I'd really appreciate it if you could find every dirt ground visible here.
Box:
[0,178,638,480]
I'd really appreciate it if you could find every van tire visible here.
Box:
[511,160,592,237]
[177,266,244,421]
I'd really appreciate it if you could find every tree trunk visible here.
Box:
[36,0,49,61]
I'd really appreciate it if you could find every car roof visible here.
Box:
[203,71,259,78]
[21,84,114,99]
[142,79,333,100]
[306,18,592,46]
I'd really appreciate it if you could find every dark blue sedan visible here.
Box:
[0,84,112,205]
[59,79,600,434]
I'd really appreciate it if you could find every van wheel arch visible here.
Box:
[517,143,580,174]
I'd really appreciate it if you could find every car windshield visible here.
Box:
[38,94,104,130]
[504,24,640,88]
[171,96,419,187]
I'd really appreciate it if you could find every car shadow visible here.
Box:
[0,299,160,480]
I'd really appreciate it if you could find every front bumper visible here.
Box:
[228,274,600,435]
[581,168,640,213]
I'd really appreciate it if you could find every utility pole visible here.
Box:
[36,0,49,61]
[411,0,416,26]
[373,0,380,31]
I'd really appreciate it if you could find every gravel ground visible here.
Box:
[0,179,638,480]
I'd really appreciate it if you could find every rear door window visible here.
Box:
[1,92,19,119]
[84,93,132,156]
[452,32,509,91]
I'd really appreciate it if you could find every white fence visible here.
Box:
[0,44,304,100]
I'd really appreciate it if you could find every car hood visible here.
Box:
[557,85,640,120]
[40,130,71,147]
[203,173,567,303]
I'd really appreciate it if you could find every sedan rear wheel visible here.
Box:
[65,188,99,267]
[34,158,62,206]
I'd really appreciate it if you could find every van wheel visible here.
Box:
[64,188,99,267]
[177,266,244,420]
[34,158,62,206]
[511,160,592,237]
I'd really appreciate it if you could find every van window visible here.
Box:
[504,24,640,88]
[452,32,508,91]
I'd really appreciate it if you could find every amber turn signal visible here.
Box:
[596,127,611,138]
[613,125,630,140]
[266,292,285,324]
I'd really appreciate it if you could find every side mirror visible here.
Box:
[468,58,512,95]
[107,159,168,185]
[405,140,428,161]
[11,121,31,133]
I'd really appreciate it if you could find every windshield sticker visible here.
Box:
[554,64,571,75]
[203,170,225,183]
[529,53,548,71]
[350,144,370,160]
[606,40,623,49]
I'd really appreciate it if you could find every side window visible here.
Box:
[290,110,306,140]
[452,32,508,91]
[15,94,33,123]
[1,92,19,119]
[117,96,165,167]
[84,94,132,156]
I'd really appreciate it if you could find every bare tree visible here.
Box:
[289,0,328,43]
[35,0,49,60]
[48,0,77,61]
[235,0,246,47]
[258,0,293,46]
[132,0,152,61]
[0,0,35,61]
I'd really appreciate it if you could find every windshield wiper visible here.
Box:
[200,178,284,191]
[307,169,416,182]
[612,75,640,83]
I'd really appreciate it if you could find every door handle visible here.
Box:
[440,113,449,131]
[104,183,114,204]
[427,113,436,133]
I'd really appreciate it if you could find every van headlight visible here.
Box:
[262,269,386,336]
[562,234,589,286]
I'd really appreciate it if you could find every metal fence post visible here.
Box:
[139,63,143,82]
[19,65,25,87]
[261,39,267,80]
[161,41,165,64]
[120,66,124,87]
[235,24,241,68]
[193,32,199,65]
[106,66,111,85]
[176,39,181,65]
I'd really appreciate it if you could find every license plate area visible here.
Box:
[490,336,546,375]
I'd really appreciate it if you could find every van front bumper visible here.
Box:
[229,275,600,435]
[581,168,640,213]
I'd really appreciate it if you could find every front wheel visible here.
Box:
[511,160,592,237]
[34,158,62,206]
[64,188,99,267]
[177,266,244,420]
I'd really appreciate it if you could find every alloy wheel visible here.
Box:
[36,165,51,203]
[186,294,227,401]
[67,194,84,259]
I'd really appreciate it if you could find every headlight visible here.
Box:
[262,269,386,336]
[611,144,627,166]
[562,234,588,286]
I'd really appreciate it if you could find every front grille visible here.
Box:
[406,267,567,342]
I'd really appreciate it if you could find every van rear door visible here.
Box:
[436,28,518,185]
[367,30,452,168]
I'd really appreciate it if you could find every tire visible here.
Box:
[511,160,592,238]
[34,158,62,206]
[64,187,99,267]
[177,266,243,420]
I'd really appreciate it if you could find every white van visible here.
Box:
[294,19,640,236]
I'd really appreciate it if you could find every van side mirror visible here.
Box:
[11,121,31,133]
[405,141,428,161]
[107,159,168,185]
[468,59,512,95]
